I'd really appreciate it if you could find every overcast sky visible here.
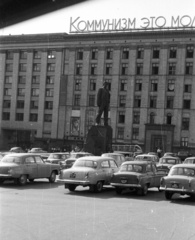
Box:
[0,0,194,35]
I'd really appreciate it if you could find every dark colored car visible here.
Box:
[101,153,126,167]
[0,153,60,185]
[60,158,76,169]
[156,156,181,173]
[45,152,70,164]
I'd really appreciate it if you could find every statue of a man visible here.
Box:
[95,82,110,126]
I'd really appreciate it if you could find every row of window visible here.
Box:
[5,75,55,85]
[2,112,52,122]
[4,88,54,97]
[6,50,56,60]
[5,63,55,72]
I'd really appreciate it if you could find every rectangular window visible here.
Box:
[33,63,41,72]
[2,112,10,120]
[91,64,97,75]
[152,63,159,75]
[29,113,38,122]
[45,88,53,97]
[45,101,53,110]
[167,79,175,91]
[89,79,96,91]
[34,50,41,59]
[20,50,27,59]
[182,118,189,130]
[74,94,81,106]
[183,99,191,109]
[17,100,25,109]
[181,137,188,147]
[16,113,24,121]
[6,51,13,60]
[44,114,52,122]
[137,47,144,59]
[32,76,40,84]
[30,100,38,109]
[77,49,83,60]
[31,88,39,96]
[136,63,143,75]
[118,111,125,124]
[91,48,98,60]
[47,50,56,59]
[168,63,176,75]
[106,48,113,59]
[105,63,112,75]
[4,88,11,96]
[119,95,126,107]
[6,63,13,72]
[151,80,158,92]
[104,79,112,91]
[75,79,81,91]
[117,127,124,139]
[169,46,177,58]
[120,79,127,91]
[121,63,128,75]
[19,63,27,72]
[133,111,140,124]
[134,96,141,108]
[150,96,157,108]
[46,76,55,84]
[185,62,193,75]
[3,100,11,108]
[166,96,174,109]
[132,128,139,140]
[153,47,160,58]
[76,64,82,75]
[88,95,95,106]
[135,80,142,91]
[186,45,194,58]
[184,84,192,93]
[122,48,129,59]
[47,63,55,72]
[5,76,12,84]
[18,76,26,84]
[17,88,25,96]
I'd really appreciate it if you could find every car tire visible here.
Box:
[137,184,148,196]
[94,181,103,193]
[116,187,123,195]
[29,179,34,182]
[49,171,56,183]
[68,184,76,192]
[165,191,173,200]
[17,175,27,185]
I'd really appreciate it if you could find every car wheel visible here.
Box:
[116,187,123,195]
[29,179,34,182]
[94,181,103,193]
[165,191,173,200]
[49,171,56,183]
[68,184,76,192]
[17,175,27,185]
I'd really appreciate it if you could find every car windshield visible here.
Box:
[136,156,152,161]
[120,164,143,173]
[169,167,195,177]
[160,158,176,164]
[74,160,97,168]
[1,156,23,164]
[184,159,195,164]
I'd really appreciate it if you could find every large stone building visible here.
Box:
[0,29,195,153]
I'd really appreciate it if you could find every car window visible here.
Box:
[120,164,143,173]
[1,156,22,164]
[101,161,109,168]
[74,160,97,168]
[151,164,157,172]
[35,156,44,164]
[170,167,195,176]
[109,160,118,168]
[25,157,35,164]
[146,164,152,172]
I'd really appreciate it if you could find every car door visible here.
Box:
[109,160,118,181]
[151,163,162,187]
[24,156,38,179]
[100,160,111,184]
[146,163,155,187]
[35,156,50,178]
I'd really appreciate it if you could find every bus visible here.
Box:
[112,144,142,158]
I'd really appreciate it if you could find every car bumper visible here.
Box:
[0,174,13,179]
[57,179,91,186]
[160,186,195,194]
[110,183,142,188]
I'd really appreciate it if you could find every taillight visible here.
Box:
[85,172,89,179]
[160,177,164,185]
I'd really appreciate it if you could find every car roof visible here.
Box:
[172,164,195,168]
[4,153,41,157]
[160,156,179,159]
[184,157,195,160]
[102,153,124,156]
[122,160,149,165]
[136,154,155,157]
[76,156,116,161]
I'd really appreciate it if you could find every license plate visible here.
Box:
[121,179,127,184]
[172,183,178,188]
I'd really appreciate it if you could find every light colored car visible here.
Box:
[111,161,166,195]
[68,152,93,159]
[28,148,47,153]
[45,152,70,164]
[101,152,126,166]
[57,156,119,192]
[156,156,181,173]
[135,154,159,163]
[183,157,195,164]
[160,164,195,200]
[0,153,60,185]
[9,147,25,153]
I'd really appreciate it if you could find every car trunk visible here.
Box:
[164,176,193,189]
[112,172,141,184]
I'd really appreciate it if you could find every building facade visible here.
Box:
[0,30,195,153]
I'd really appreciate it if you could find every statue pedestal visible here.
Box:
[84,125,112,156]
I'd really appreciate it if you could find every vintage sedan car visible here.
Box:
[160,164,195,200]
[0,153,60,185]
[57,156,119,192]
[156,156,181,173]
[101,152,126,166]
[110,161,166,195]
[135,154,159,163]
[68,152,93,159]
[45,152,70,164]
[183,157,195,164]
[9,147,25,153]
[28,148,47,153]
[60,158,77,169]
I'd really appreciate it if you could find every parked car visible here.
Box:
[9,147,25,153]
[156,156,181,174]
[68,152,93,159]
[135,154,159,163]
[163,152,178,157]
[101,152,126,166]
[183,157,195,164]
[57,156,119,192]
[160,164,195,200]
[60,158,77,169]
[28,148,47,153]
[0,153,60,185]
[110,161,166,195]
[45,152,70,164]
